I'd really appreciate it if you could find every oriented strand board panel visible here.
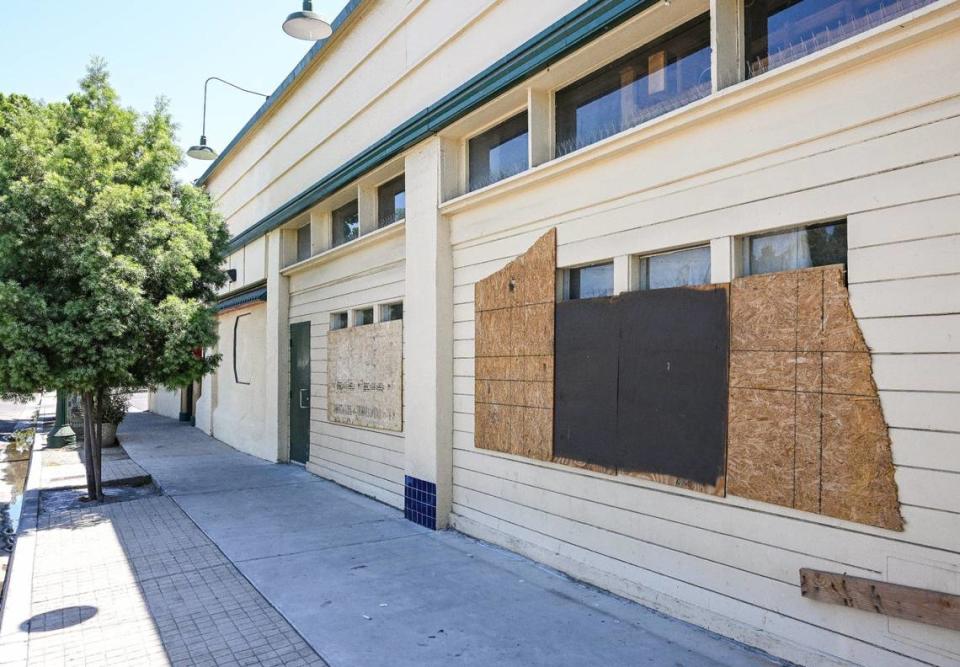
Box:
[616,287,729,486]
[727,265,903,530]
[474,229,555,460]
[327,319,403,431]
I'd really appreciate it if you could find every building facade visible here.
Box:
[149,0,960,664]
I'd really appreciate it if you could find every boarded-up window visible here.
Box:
[327,320,403,431]
[555,286,729,487]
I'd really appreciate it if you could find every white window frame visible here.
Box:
[636,244,712,291]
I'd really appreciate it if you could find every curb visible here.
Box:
[0,424,46,666]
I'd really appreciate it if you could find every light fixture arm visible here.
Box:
[199,76,269,140]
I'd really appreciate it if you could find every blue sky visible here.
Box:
[0,1,350,183]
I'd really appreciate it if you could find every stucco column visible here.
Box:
[403,137,455,528]
[195,372,213,435]
[264,229,291,462]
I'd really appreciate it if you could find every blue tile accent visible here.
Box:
[404,475,437,530]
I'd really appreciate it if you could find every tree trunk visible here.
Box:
[81,391,96,500]
[92,388,104,501]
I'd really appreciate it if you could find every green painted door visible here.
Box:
[289,322,311,464]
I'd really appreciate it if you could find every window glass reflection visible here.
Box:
[747,221,847,275]
[333,200,359,247]
[377,175,405,228]
[641,246,711,290]
[556,15,711,156]
[468,112,529,191]
[745,0,935,77]
[568,263,614,299]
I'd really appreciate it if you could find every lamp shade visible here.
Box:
[283,1,332,40]
[187,136,218,161]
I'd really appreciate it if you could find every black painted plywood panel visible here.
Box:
[616,287,728,484]
[554,297,620,467]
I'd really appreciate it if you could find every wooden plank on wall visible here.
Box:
[799,568,960,632]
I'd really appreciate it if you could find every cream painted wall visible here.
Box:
[443,7,960,667]
[148,388,181,420]
[286,226,407,508]
[191,1,960,665]
[209,304,272,460]
[203,0,584,238]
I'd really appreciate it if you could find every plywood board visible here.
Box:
[474,230,556,460]
[800,568,960,632]
[730,271,797,351]
[327,319,403,431]
[727,265,903,530]
[820,394,901,529]
[616,287,728,486]
[620,469,726,496]
[553,296,620,468]
[475,403,553,460]
[555,286,728,490]
[726,388,796,507]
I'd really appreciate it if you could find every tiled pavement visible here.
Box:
[2,422,326,666]
[2,404,786,667]
[38,445,148,490]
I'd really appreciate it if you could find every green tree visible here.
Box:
[0,60,228,500]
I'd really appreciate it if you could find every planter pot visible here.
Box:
[100,423,118,447]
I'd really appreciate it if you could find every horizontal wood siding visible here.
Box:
[448,23,960,667]
[288,235,406,508]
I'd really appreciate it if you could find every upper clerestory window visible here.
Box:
[743,221,847,276]
[377,175,406,228]
[639,245,711,290]
[332,200,359,248]
[563,262,615,300]
[744,0,937,78]
[555,14,711,157]
[296,222,311,262]
[468,112,529,191]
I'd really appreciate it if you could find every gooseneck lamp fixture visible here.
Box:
[282,0,333,41]
[187,77,269,161]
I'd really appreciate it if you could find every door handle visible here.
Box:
[299,388,310,409]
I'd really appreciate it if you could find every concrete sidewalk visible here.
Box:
[114,411,784,667]
[0,406,325,667]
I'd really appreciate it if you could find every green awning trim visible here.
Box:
[216,286,267,312]
[222,0,656,253]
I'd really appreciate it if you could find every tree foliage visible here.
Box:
[0,60,228,497]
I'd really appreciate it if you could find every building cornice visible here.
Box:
[196,0,369,187]
[226,0,659,252]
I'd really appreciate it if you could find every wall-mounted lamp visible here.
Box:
[283,0,333,41]
[187,77,269,161]
[225,268,238,283]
